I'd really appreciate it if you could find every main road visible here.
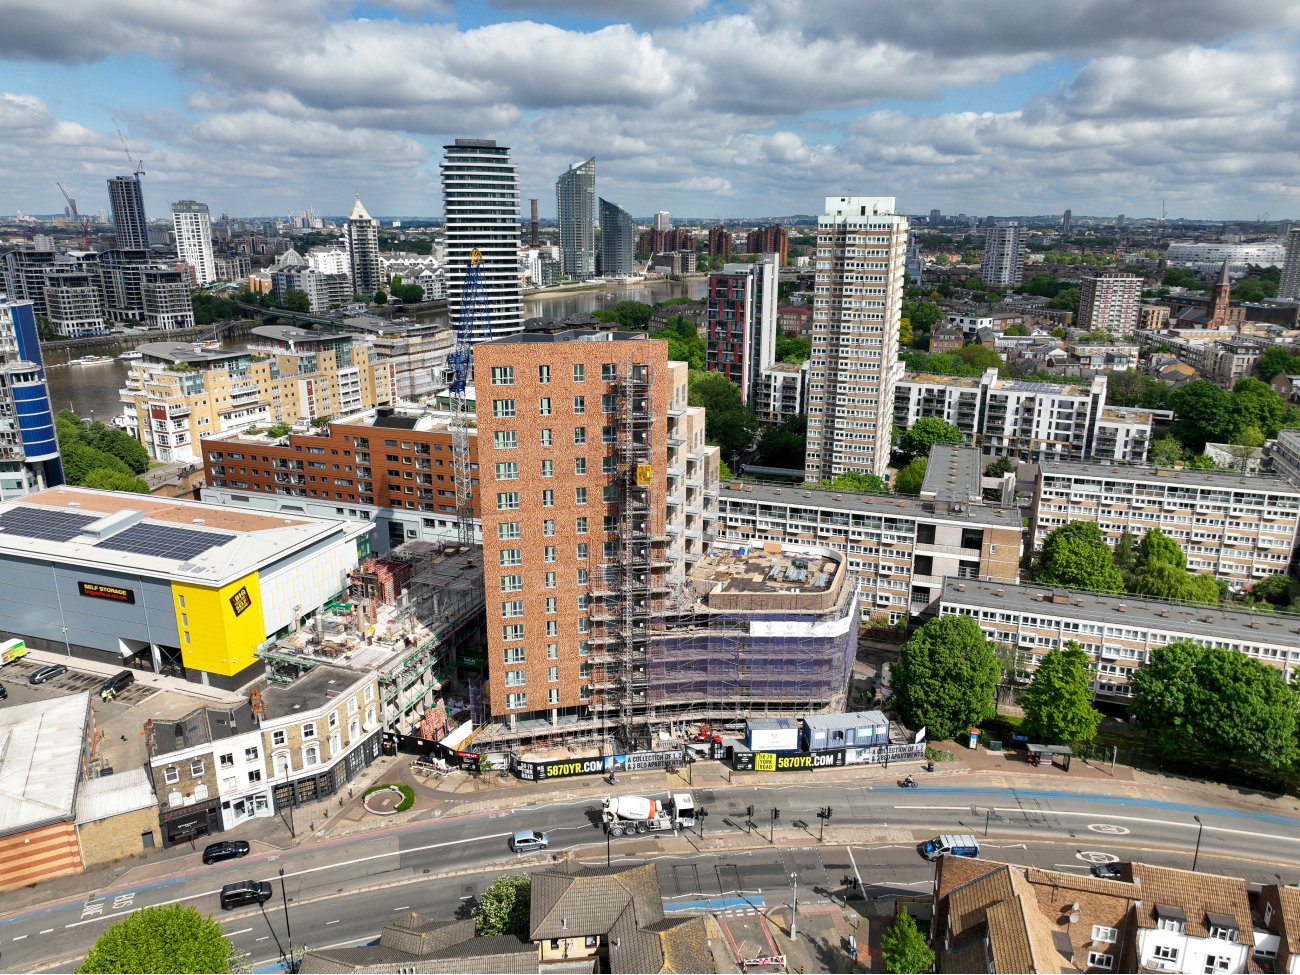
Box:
[3,778,1299,973]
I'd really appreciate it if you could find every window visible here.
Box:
[602,363,616,382]
[543,490,554,507]
[301,723,316,740]
[603,426,615,445]
[1203,957,1230,974]
[500,548,522,566]
[577,618,588,634]
[491,366,514,385]
[495,461,518,480]
[497,491,520,510]
[547,643,558,659]
[223,775,237,792]
[541,460,554,478]
[538,365,551,384]
[498,522,521,540]
[547,620,558,636]
[328,711,338,728]
[577,594,589,610]
[1156,918,1186,935]
[577,568,588,585]
[575,488,588,505]
[245,746,259,761]
[549,688,560,705]
[574,426,586,444]
[545,545,557,562]
[504,670,526,687]
[501,600,524,618]
[248,769,263,784]
[538,396,552,417]
[603,515,617,533]
[602,394,616,413]
[164,766,180,785]
[603,484,617,503]
[573,396,586,414]
[573,364,585,382]
[543,519,555,536]
[580,684,591,700]
[506,692,527,709]
[501,574,523,592]
[576,516,588,533]
[272,730,287,747]
[504,646,525,664]
[1207,926,1238,943]
[574,457,586,475]
[540,428,552,447]
[493,431,517,450]
[365,684,374,702]
[546,597,557,613]
[492,399,516,418]
[348,696,358,715]
[190,759,205,776]
[1087,952,1113,971]
[577,543,588,560]
[1091,926,1117,944]
[503,624,525,640]
[579,661,591,678]
[304,744,320,766]
[220,753,235,769]
[603,541,618,559]
[579,640,589,656]
[545,572,556,588]
[1153,946,1179,961]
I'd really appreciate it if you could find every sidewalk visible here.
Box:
[22,648,245,705]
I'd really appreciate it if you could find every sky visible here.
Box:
[2,0,1299,222]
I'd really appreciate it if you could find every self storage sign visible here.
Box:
[229,586,252,617]
[78,581,136,604]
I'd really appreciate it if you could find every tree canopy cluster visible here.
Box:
[1233,266,1280,303]
[77,904,246,974]
[901,344,1006,378]
[688,370,757,459]
[898,417,963,460]
[190,292,236,326]
[1164,377,1293,452]
[755,414,806,469]
[591,300,653,330]
[648,315,705,371]
[56,410,149,494]
[474,874,531,937]
[774,334,810,363]
[388,274,425,303]
[892,615,1000,740]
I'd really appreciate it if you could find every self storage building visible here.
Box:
[0,487,371,689]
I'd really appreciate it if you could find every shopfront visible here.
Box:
[159,798,222,848]
[270,731,382,811]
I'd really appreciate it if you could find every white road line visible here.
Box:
[326,919,340,925]
[846,846,865,893]
[394,906,410,911]
[894,805,969,811]
[13,935,27,941]
[226,928,253,935]
[63,831,514,930]
[256,937,269,942]
[39,929,53,934]
[990,808,1300,844]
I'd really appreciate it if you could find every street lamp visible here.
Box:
[790,871,798,941]
[279,866,295,973]
[1192,815,1204,872]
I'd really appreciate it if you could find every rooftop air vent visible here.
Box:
[80,508,145,541]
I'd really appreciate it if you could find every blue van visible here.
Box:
[921,833,980,860]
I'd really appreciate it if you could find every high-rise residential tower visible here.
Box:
[653,211,671,232]
[929,209,941,224]
[1061,209,1073,235]
[107,176,148,251]
[440,139,523,341]
[530,199,539,247]
[705,256,778,405]
[598,199,634,278]
[804,196,907,482]
[171,200,216,285]
[1077,272,1142,336]
[1280,227,1300,300]
[980,222,1027,287]
[556,158,595,281]
[345,195,381,298]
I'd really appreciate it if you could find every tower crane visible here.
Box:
[111,117,146,176]
[446,248,492,548]
[56,181,91,250]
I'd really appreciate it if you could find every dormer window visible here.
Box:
[1205,912,1239,943]
[1154,903,1186,934]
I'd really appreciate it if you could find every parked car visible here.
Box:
[99,669,135,700]
[1090,862,1123,880]
[203,840,251,865]
[219,880,272,910]
[509,830,550,852]
[0,681,7,700]
[29,664,67,684]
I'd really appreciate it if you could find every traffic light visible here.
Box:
[826,806,833,820]
[747,805,754,818]
[772,808,780,821]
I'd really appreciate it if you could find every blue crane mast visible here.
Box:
[448,248,490,548]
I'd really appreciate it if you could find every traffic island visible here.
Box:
[363,784,414,816]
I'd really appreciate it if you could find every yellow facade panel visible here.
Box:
[171,571,265,677]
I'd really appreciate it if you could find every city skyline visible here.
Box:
[2,1,1298,220]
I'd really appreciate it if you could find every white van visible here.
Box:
[921,833,980,860]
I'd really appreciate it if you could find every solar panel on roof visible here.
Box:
[0,507,98,542]
[95,523,234,561]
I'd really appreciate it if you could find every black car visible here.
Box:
[203,840,251,865]
[100,669,135,700]
[219,880,272,910]
[0,682,7,700]
[29,664,68,684]
[1090,862,1123,880]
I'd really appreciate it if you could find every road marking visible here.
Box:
[394,906,410,911]
[111,893,134,910]
[13,935,27,940]
[327,919,340,925]
[992,807,1300,845]
[256,937,269,942]
[1077,851,1120,864]
[226,928,252,935]
[894,805,968,810]
[39,929,53,934]
[1088,824,1131,835]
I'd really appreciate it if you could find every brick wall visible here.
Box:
[0,821,82,893]
[77,805,160,868]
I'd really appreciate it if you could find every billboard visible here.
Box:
[747,727,800,752]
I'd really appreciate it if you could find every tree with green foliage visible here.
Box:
[718,459,732,480]
[820,470,885,493]
[881,910,935,974]
[77,903,247,974]
[1255,345,1300,383]
[1163,267,1203,290]
[1112,530,1137,587]
[983,455,1016,479]
[55,411,143,487]
[1232,272,1280,303]
[1019,272,1065,298]
[1248,574,1294,607]
[1107,370,1167,409]
[82,468,150,493]
[754,414,806,469]
[282,288,311,312]
[892,614,999,741]
[1136,525,1185,571]
[899,417,963,458]
[473,873,531,937]
[1131,560,1222,603]
[992,641,1031,712]
[774,334,811,362]
[648,315,705,370]
[1168,380,1237,450]
[688,371,757,459]
[1045,287,1081,316]
[1020,643,1102,744]
[1230,377,1284,439]
[1034,522,1124,591]
[894,458,926,495]
[1130,641,1300,767]
[601,300,652,329]
[901,299,941,331]
[89,423,149,474]
[1002,324,1026,337]
[373,288,387,305]
[1150,434,1184,467]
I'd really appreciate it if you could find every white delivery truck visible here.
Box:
[601,793,696,836]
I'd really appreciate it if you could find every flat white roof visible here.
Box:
[0,486,370,587]
[0,693,90,833]
[76,767,157,824]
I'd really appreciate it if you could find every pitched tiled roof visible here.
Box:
[650,916,713,975]
[1123,862,1255,946]
[1271,885,1300,959]
[530,863,664,941]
